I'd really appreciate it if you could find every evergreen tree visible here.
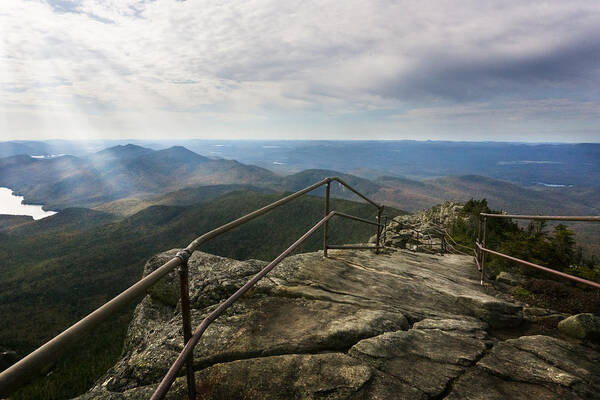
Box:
[551,224,575,269]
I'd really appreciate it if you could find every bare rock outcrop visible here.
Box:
[76,248,599,399]
[373,201,463,252]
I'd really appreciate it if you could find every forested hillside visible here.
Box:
[1,189,399,399]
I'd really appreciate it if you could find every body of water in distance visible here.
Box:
[0,187,57,220]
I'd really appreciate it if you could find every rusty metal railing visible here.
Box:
[0,177,383,398]
[474,213,600,289]
[152,212,340,399]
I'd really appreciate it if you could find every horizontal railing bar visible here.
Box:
[326,245,382,250]
[186,178,331,253]
[480,213,600,222]
[0,176,383,396]
[476,242,600,289]
[331,177,381,209]
[185,178,382,254]
[334,211,383,227]
[151,211,337,400]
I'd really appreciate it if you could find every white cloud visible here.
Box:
[0,0,599,140]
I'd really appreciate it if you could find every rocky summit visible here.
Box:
[373,201,464,253]
[77,247,600,400]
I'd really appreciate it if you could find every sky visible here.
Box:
[1,0,600,142]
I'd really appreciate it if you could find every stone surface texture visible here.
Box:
[496,271,527,286]
[76,248,600,400]
[558,313,600,341]
[372,201,464,253]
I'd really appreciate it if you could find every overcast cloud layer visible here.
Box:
[1,0,599,141]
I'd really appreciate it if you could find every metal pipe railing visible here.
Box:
[475,213,600,289]
[150,212,337,399]
[0,177,383,397]
[184,178,331,254]
[323,181,331,257]
[333,177,380,208]
[333,211,382,227]
[479,213,600,222]
[476,242,600,289]
[0,256,182,396]
[474,248,481,272]
[326,244,382,250]
[153,209,386,399]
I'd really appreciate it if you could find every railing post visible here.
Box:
[376,207,383,253]
[176,250,196,400]
[475,215,482,272]
[323,180,330,257]
[480,217,487,285]
[416,230,420,252]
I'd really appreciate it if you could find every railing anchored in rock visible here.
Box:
[0,177,384,399]
[474,213,600,289]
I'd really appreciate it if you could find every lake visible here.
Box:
[0,187,57,220]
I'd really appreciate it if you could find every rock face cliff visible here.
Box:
[78,247,600,400]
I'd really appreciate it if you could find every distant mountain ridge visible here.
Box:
[0,145,279,210]
[375,174,600,216]
[92,144,154,161]
[1,143,598,257]
[2,143,599,219]
[3,140,599,186]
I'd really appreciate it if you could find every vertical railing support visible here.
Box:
[475,216,482,271]
[480,217,487,285]
[323,180,331,257]
[176,250,196,400]
[416,230,420,252]
[376,207,383,253]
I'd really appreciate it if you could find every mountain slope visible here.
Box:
[4,142,596,220]
[281,169,380,194]
[0,215,33,232]
[0,145,278,210]
[95,184,275,216]
[0,141,52,158]
[0,190,398,357]
[375,175,600,215]
[90,144,154,162]
[374,174,600,256]
[4,208,118,236]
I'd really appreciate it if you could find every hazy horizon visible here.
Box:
[3,138,599,145]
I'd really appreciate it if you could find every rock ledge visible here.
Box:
[77,249,599,399]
